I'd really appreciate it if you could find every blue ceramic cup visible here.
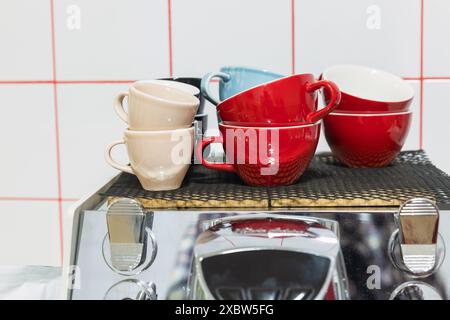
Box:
[201,66,284,105]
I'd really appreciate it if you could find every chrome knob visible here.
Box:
[102,198,158,275]
[398,198,439,274]
[388,198,445,277]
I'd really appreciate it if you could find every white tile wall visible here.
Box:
[424,0,450,76]
[0,201,60,266]
[0,0,449,268]
[171,0,292,77]
[0,85,58,198]
[423,81,450,174]
[404,80,421,151]
[58,84,129,198]
[0,0,52,80]
[54,0,169,80]
[295,0,421,77]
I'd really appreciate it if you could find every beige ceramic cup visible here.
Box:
[105,127,194,191]
[114,82,199,130]
[136,79,200,97]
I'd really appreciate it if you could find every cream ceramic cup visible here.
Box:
[105,127,194,191]
[137,79,200,97]
[114,82,200,130]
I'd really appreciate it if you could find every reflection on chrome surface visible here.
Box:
[70,206,449,300]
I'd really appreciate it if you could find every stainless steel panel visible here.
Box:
[69,206,450,300]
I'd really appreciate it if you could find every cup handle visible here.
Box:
[195,136,235,172]
[200,72,231,106]
[305,80,341,123]
[114,92,129,123]
[105,140,133,174]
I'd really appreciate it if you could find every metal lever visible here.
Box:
[397,198,439,274]
[103,198,157,275]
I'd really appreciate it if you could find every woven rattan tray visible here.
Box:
[103,150,450,209]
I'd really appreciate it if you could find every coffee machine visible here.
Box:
[63,173,449,300]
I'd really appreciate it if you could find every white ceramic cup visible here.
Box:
[114,82,199,130]
[105,127,194,191]
[321,65,414,112]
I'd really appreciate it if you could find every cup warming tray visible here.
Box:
[102,150,450,209]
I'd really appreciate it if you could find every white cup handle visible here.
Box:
[105,140,133,174]
[114,92,129,123]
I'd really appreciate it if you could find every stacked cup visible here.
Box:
[321,65,414,167]
[105,81,200,191]
[199,68,341,186]
[201,66,284,106]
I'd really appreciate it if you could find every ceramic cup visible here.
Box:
[114,82,199,130]
[139,79,200,97]
[196,122,320,186]
[201,66,284,105]
[323,111,412,168]
[136,80,207,163]
[217,74,341,125]
[322,65,414,112]
[160,77,206,114]
[140,79,207,131]
[105,127,194,191]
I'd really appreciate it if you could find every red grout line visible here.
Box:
[0,197,79,202]
[168,0,173,77]
[0,197,57,202]
[420,79,424,147]
[58,80,136,84]
[422,76,450,80]
[50,1,57,84]
[0,80,136,85]
[49,0,64,266]
[291,0,296,74]
[402,77,450,81]
[2,77,450,83]
[0,80,54,84]
[61,198,79,202]
[419,0,424,149]
[3,76,450,85]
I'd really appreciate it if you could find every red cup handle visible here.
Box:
[195,136,236,172]
[305,80,341,123]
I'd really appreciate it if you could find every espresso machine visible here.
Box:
[63,151,450,300]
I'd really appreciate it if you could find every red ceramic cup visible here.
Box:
[217,74,340,125]
[231,219,324,239]
[323,111,412,168]
[322,65,414,113]
[196,122,320,186]
[221,121,307,127]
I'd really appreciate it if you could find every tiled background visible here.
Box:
[0,0,449,267]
